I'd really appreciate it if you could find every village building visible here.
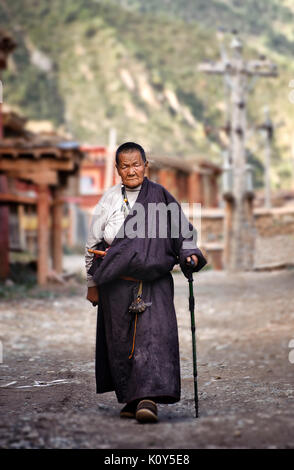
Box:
[0,104,84,285]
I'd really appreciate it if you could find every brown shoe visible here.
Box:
[120,401,137,419]
[136,399,158,423]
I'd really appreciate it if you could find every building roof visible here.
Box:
[0,108,84,186]
[148,153,222,174]
[0,107,84,161]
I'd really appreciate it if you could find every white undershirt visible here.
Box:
[85,182,141,287]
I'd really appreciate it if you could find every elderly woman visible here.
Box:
[85,142,206,423]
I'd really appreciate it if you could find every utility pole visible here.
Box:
[198,32,277,271]
[104,127,117,191]
[257,107,274,209]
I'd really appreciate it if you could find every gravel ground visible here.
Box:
[0,268,294,449]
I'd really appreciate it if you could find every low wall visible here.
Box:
[200,206,294,269]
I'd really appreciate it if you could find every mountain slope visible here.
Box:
[0,0,293,189]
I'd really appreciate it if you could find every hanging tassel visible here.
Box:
[128,281,151,360]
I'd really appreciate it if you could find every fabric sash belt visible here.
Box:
[120,275,140,282]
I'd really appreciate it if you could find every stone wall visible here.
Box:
[199,206,294,269]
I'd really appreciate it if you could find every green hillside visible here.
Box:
[116,0,294,54]
[1,0,293,189]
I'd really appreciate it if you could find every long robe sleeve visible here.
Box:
[85,201,107,287]
[85,184,142,287]
[161,187,207,278]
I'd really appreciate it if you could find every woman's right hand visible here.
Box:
[87,286,99,306]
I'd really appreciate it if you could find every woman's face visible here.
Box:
[116,150,148,188]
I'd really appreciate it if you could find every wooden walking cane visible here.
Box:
[186,259,199,418]
[88,248,107,257]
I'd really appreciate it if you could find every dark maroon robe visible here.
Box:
[88,176,207,404]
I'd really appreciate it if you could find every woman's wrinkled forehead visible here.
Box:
[117,150,145,166]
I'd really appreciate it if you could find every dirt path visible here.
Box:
[1,269,294,449]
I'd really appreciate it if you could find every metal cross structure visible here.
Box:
[198,32,278,271]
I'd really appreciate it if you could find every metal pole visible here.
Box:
[186,257,199,418]
[188,275,198,418]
